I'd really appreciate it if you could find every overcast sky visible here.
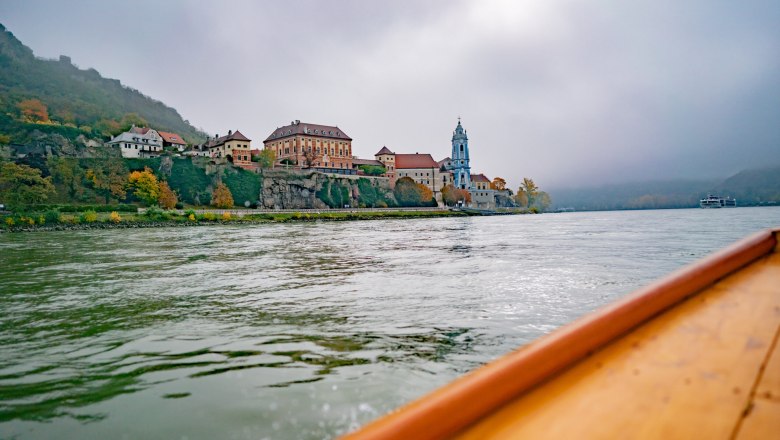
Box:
[2,0,779,189]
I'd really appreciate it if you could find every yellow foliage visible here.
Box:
[222,212,232,221]
[128,167,160,206]
[188,213,196,222]
[28,217,35,225]
[211,182,234,209]
[5,217,14,226]
[109,211,122,223]
[82,211,98,223]
[38,215,45,224]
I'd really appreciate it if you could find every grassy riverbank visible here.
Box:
[0,208,479,232]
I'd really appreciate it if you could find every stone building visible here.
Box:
[470,173,496,209]
[264,120,354,175]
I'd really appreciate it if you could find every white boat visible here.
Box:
[700,195,737,208]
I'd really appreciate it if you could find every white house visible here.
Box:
[107,126,163,158]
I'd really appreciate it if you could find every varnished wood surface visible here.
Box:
[342,229,779,440]
[458,251,780,439]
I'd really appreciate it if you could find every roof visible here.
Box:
[375,146,394,156]
[265,121,352,142]
[471,173,491,183]
[129,126,151,135]
[158,131,186,145]
[352,158,384,167]
[395,153,438,169]
[208,130,251,148]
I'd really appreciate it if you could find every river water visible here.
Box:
[1,207,778,439]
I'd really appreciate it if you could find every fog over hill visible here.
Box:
[550,165,780,211]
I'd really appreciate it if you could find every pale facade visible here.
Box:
[107,127,163,158]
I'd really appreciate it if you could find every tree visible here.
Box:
[253,149,276,169]
[48,157,85,199]
[514,190,528,208]
[211,182,234,208]
[17,98,49,122]
[128,167,160,206]
[301,147,321,169]
[441,184,472,206]
[358,165,386,176]
[490,177,507,191]
[394,177,433,207]
[0,162,55,209]
[519,177,539,208]
[534,191,552,212]
[88,159,128,203]
[158,181,178,209]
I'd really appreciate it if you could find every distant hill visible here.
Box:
[550,165,780,211]
[0,23,207,149]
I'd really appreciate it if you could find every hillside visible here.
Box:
[0,23,207,150]
[550,165,780,211]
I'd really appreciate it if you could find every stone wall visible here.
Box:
[258,170,394,209]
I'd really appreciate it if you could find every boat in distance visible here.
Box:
[343,227,780,439]
[700,194,737,208]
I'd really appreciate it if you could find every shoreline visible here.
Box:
[0,209,515,233]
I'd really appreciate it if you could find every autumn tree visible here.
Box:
[17,99,49,122]
[394,177,434,207]
[128,167,160,206]
[0,162,55,209]
[518,177,539,208]
[211,182,234,208]
[514,190,528,208]
[158,181,178,209]
[490,177,507,191]
[87,159,128,203]
[253,149,276,169]
[442,184,472,206]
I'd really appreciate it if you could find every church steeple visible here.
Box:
[451,118,471,190]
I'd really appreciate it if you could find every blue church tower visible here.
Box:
[451,118,471,190]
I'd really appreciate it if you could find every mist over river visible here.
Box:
[1,207,778,439]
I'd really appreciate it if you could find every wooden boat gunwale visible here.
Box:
[343,227,779,440]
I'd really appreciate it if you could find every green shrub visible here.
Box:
[44,209,61,224]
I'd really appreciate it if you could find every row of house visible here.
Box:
[106,118,509,208]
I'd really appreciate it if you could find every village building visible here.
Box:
[374,146,397,181]
[205,130,253,169]
[158,131,187,152]
[437,157,454,188]
[450,119,471,190]
[264,120,354,175]
[470,173,497,209]
[107,126,162,158]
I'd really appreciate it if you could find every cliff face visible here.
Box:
[259,170,394,209]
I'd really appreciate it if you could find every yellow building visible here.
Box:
[264,120,354,174]
[206,130,253,170]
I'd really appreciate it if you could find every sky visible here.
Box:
[1,0,779,190]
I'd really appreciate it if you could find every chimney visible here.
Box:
[295,120,300,125]
[228,130,232,136]
[215,134,218,139]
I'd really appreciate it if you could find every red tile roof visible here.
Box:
[158,131,186,145]
[130,126,152,135]
[471,173,491,183]
[375,146,394,155]
[210,130,251,148]
[265,121,352,142]
[395,153,438,169]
